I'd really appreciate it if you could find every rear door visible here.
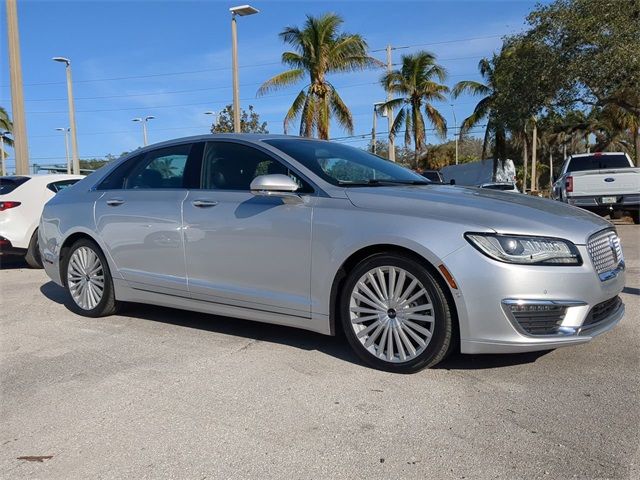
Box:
[94,142,202,295]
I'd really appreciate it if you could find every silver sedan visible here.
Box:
[39,134,626,372]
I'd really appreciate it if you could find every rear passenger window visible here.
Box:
[47,179,79,193]
[125,144,191,189]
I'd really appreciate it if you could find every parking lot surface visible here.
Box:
[1,224,638,479]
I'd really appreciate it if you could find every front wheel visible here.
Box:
[340,253,453,373]
[63,238,119,317]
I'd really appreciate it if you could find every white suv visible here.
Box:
[0,174,83,267]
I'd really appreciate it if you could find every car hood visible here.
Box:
[344,185,611,245]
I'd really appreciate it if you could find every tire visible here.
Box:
[24,229,43,269]
[632,210,640,225]
[340,253,453,373]
[62,238,119,317]
[611,210,623,220]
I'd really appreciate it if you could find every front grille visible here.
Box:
[510,306,567,335]
[583,296,622,327]
[586,229,623,277]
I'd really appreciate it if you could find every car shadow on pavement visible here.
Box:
[0,256,28,270]
[40,280,552,371]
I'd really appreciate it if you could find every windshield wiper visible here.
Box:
[338,179,431,187]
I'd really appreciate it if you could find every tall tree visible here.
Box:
[0,106,14,155]
[210,105,268,134]
[258,13,380,139]
[378,51,449,166]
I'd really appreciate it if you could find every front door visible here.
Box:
[183,141,313,316]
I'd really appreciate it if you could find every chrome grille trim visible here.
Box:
[586,229,624,281]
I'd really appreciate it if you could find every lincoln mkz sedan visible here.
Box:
[40,134,626,372]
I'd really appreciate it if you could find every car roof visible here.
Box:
[122,134,331,158]
[568,152,628,158]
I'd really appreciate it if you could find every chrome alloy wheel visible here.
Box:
[349,266,435,363]
[67,246,105,310]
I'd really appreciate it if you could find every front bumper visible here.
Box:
[443,243,625,354]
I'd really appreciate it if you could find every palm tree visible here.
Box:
[451,58,502,159]
[0,106,13,148]
[378,51,449,166]
[258,13,380,139]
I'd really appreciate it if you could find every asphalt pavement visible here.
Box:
[1,223,638,479]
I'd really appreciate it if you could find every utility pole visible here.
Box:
[5,0,29,175]
[56,127,70,173]
[386,45,396,162]
[53,57,80,174]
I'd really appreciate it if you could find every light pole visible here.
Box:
[52,57,80,175]
[55,127,71,173]
[385,45,396,162]
[0,131,11,176]
[132,116,155,146]
[450,104,458,165]
[204,111,219,132]
[371,102,385,155]
[230,4,259,133]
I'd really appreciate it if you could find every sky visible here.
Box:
[1,0,544,172]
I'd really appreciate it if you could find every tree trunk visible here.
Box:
[531,119,537,191]
[635,126,640,167]
[523,134,528,193]
[549,150,554,191]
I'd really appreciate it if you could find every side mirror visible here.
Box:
[449,179,456,185]
[250,174,300,198]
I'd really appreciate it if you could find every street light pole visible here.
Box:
[204,111,219,132]
[132,116,155,146]
[450,104,458,165]
[386,45,396,162]
[52,57,80,175]
[6,0,29,175]
[372,102,384,155]
[56,127,70,173]
[229,5,259,134]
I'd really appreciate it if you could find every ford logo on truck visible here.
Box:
[604,177,615,182]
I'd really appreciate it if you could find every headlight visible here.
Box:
[465,233,582,265]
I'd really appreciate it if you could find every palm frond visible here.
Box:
[284,89,308,134]
[328,85,354,135]
[451,80,491,99]
[424,103,447,139]
[257,69,305,96]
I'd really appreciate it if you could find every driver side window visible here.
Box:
[200,142,311,192]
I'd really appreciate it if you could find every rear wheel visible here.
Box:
[24,229,43,269]
[340,253,453,373]
[63,238,119,317]
[632,210,640,225]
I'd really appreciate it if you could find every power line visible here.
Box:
[1,32,507,89]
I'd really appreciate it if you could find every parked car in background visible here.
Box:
[0,174,84,267]
[552,152,639,224]
[478,182,520,193]
[419,170,444,183]
[40,135,625,372]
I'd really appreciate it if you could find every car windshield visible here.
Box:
[567,154,630,172]
[0,176,30,195]
[264,139,429,186]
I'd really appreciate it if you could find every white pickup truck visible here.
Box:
[552,152,639,223]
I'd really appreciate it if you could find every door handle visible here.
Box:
[191,199,219,208]
[106,198,125,206]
